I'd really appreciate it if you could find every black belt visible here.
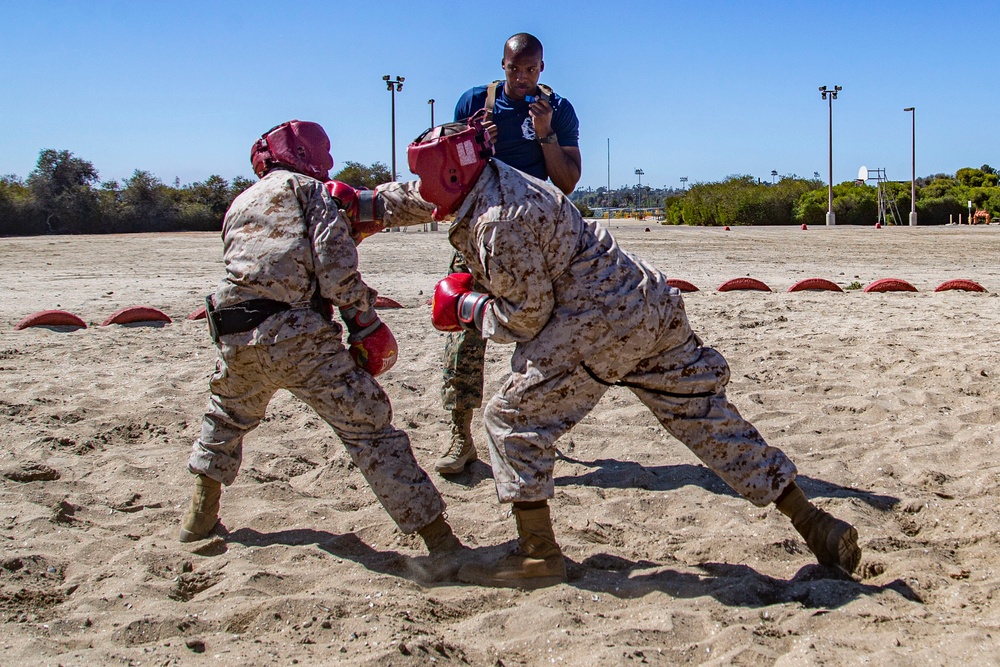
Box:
[205,296,291,341]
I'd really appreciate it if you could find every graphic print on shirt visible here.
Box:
[521,117,536,141]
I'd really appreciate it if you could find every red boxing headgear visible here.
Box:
[250,120,334,181]
[407,116,494,221]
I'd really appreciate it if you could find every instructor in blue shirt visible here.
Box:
[435,32,582,474]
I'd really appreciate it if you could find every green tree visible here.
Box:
[230,176,254,198]
[956,167,998,188]
[120,170,177,232]
[332,161,392,189]
[918,196,964,225]
[26,149,101,233]
[187,175,231,217]
[0,174,43,235]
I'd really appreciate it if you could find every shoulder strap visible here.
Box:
[484,81,502,121]
[484,81,555,121]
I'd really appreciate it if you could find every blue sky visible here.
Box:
[3,1,998,191]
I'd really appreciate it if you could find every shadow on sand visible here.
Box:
[554,454,898,510]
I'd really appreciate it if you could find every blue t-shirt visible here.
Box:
[454,82,579,181]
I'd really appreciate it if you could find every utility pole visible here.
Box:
[819,85,842,225]
[382,75,404,179]
[904,107,917,225]
[634,168,644,216]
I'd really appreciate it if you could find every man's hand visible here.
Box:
[325,181,385,244]
[432,273,492,332]
[339,306,398,376]
[481,119,498,147]
[528,98,554,140]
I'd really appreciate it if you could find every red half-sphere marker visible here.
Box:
[15,310,87,330]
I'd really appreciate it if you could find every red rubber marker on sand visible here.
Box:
[666,278,699,293]
[15,310,87,330]
[788,278,843,292]
[863,278,917,293]
[934,279,986,293]
[101,306,172,326]
[718,277,771,292]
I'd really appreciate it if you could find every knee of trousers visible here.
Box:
[671,346,731,396]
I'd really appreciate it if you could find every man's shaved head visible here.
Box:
[504,33,543,60]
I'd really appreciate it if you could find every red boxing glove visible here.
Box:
[340,306,398,376]
[325,181,385,244]
[432,273,492,332]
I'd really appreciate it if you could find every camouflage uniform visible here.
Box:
[447,161,797,506]
[187,169,443,534]
[441,252,488,411]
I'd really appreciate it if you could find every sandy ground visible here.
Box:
[1,222,999,666]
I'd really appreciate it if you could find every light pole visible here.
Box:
[383,75,404,179]
[428,99,435,127]
[634,168,644,215]
[819,85,841,226]
[607,138,611,198]
[904,107,917,225]
[680,176,688,190]
[771,169,778,184]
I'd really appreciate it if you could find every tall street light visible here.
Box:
[428,99,435,127]
[680,176,688,190]
[904,107,917,225]
[383,75,404,179]
[634,168,644,214]
[819,85,841,226]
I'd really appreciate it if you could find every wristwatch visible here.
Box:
[539,131,558,145]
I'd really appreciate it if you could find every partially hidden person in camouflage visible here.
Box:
[408,120,862,589]
[432,32,582,476]
[179,120,466,580]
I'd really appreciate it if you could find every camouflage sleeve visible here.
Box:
[478,221,555,344]
[296,178,378,311]
[376,180,437,228]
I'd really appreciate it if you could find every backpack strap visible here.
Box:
[484,81,501,121]
[484,81,556,121]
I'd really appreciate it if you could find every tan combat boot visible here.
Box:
[178,474,222,543]
[410,513,470,583]
[434,409,477,474]
[418,513,464,555]
[776,482,861,574]
[457,502,567,589]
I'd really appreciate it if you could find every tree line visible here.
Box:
[3,148,997,235]
[570,166,1000,226]
[0,149,391,237]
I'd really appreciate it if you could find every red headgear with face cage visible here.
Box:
[250,120,334,181]
[407,114,494,221]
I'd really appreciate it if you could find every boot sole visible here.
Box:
[458,571,567,590]
[434,455,477,474]
[178,519,219,543]
[830,524,861,574]
[810,521,861,575]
